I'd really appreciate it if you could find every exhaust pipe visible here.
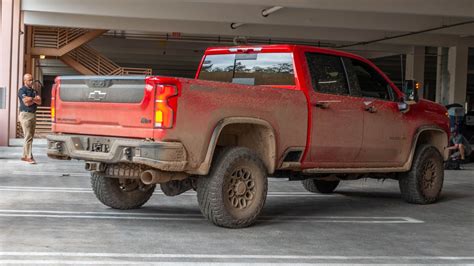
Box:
[140,169,188,185]
[140,170,160,185]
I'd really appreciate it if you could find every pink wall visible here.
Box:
[0,0,22,146]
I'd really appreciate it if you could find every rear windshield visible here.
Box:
[198,53,295,86]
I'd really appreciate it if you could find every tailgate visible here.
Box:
[53,76,155,139]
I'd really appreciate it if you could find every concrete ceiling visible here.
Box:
[22,0,474,47]
[22,0,474,77]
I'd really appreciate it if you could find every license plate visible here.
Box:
[90,142,110,153]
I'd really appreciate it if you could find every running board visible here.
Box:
[303,166,408,174]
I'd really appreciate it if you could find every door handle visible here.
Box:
[314,100,340,109]
[314,102,330,109]
[365,105,377,113]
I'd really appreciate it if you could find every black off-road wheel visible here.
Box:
[197,147,268,228]
[399,144,444,204]
[301,179,340,194]
[91,172,156,210]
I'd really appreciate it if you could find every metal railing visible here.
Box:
[32,27,90,49]
[66,45,152,76]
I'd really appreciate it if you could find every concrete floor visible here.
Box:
[0,142,473,265]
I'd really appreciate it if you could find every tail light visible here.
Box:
[155,84,178,128]
[51,77,60,123]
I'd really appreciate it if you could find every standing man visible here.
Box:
[18,74,41,164]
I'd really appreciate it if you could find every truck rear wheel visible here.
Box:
[301,179,340,194]
[399,144,444,204]
[197,147,268,228]
[91,172,155,210]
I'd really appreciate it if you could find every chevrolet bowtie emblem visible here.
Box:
[88,90,107,101]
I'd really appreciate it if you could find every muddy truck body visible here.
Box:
[47,45,449,228]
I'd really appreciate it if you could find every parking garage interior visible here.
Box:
[0,0,473,264]
[1,0,474,143]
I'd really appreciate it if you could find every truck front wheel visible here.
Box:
[197,147,268,228]
[399,144,444,204]
[91,172,155,210]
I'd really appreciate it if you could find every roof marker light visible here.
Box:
[228,47,262,53]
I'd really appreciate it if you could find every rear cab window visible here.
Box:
[198,52,295,86]
[305,52,349,95]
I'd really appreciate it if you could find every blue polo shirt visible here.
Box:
[18,86,38,113]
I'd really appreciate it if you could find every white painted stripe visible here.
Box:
[0,186,89,190]
[0,186,327,193]
[3,172,291,179]
[0,188,339,197]
[0,261,307,266]
[11,171,88,176]
[0,261,149,265]
[0,261,248,265]
[0,214,419,223]
[0,189,90,193]
[0,252,471,261]
[0,209,202,217]
[0,214,204,221]
[0,260,464,265]
[0,209,423,223]
[0,190,337,197]
[0,209,423,219]
[0,186,338,197]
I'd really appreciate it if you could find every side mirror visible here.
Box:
[398,102,409,112]
[403,80,421,104]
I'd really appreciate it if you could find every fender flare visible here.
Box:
[403,126,449,170]
[194,117,277,175]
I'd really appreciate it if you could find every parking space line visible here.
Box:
[10,171,89,177]
[0,252,471,262]
[0,186,89,190]
[0,186,339,197]
[0,209,423,223]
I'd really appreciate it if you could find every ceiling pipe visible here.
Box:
[338,19,474,48]
[230,23,245,29]
[262,6,283,17]
[231,6,283,29]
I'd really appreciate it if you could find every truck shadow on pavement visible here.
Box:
[90,189,470,228]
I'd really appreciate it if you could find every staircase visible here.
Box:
[31,27,108,57]
[23,27,152,138]
[61,45,152,76]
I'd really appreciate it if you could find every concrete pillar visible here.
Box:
[436,47,449,105]
[436,44,469,106]
[405,46,425,98]
[447,44,469,106]
[0,0,21,146]
[436,43,469,106]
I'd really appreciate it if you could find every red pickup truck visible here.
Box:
[47,45,449,228]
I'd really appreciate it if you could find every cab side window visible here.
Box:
[350,59,394,101]
[306,53,349,95]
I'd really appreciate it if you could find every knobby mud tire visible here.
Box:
[399,144,444,204]
[91,172,156,210]
[197,147,268,228]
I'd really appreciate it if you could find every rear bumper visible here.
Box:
[47,134,187,171]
